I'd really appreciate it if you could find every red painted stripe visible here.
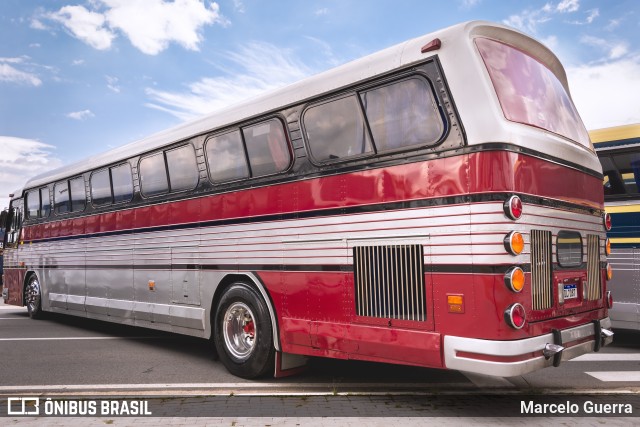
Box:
[22,152,604,242]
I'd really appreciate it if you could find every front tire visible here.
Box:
[214,283,275,379]
[24,275,45,319]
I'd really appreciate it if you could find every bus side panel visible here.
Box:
[3,268,26,306]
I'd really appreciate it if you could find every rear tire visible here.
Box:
[214,282,275,379]
[24,275,45,319]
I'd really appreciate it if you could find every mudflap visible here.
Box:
[274,351,309,378]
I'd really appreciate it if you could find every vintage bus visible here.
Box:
[592,124,640,330]
[2,21,613,379]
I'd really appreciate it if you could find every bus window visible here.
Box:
[69,177,86,212]
[54,181,70,214]
[26,190,39,219]
[205,130,250,183]
[242,119,290,176]
[304,95,373,162]
[360,77,443,152]
[556,230,583,268]
[611,151,640,195]
[476,37,591,149]
[91,169,112,206]
[140,152,169,197]
[40,187,50,218]
[111,163,133,203]
[166,145,198,192]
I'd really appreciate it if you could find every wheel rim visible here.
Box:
[25,279,41,313]
[223,302,257,360]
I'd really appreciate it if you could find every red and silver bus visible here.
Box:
[1,21,613,378]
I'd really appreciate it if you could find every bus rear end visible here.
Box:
[436,23,613,376]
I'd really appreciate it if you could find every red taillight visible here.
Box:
[504,303,526,329]
[504,195,523,220]
[604,213,612,231]
[606,291,614,309]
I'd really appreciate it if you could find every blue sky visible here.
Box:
[1,0,639,210]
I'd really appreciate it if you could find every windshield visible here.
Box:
[476,37,591,149]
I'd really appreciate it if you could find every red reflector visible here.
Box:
[606,291,614,309]
[604,213,612,231]
[421,38,442,53]
[504,195,523,220]
[504,303,526,329]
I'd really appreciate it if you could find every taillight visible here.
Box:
[606,263,613,281]
[605,238,611,256]
[603,212,612,231]
[504,303,526,329]
[504,231,524,255]
[504,266,525,292]
[503,195,523,220]
[606,291,614,309]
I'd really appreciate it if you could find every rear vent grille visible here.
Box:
[531,229,553,310]
[353,244,425,321]
[586,234,602,300]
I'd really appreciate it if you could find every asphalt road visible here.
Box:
[2,300,639,395]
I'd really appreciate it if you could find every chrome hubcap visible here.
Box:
[25,279,41,313]
[223,302,256,360]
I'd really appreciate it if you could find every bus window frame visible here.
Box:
[90,162,135,208]
[53,176,86,216]
[204,115,294,186]
[138,142,199,199]
[301,71,448,167]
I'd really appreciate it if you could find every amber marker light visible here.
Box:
[605,238,611,256]
[504,231,524,255]
[505,266,525,292]
[606,263,613,281]
[447,294,464,313]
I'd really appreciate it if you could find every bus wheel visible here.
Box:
[25,275,44,319]
[214,283,275,379]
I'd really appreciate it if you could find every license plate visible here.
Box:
[563,284,578,300]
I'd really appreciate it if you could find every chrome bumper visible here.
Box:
[444,317,612,377]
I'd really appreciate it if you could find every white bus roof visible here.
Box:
[22,20,567,192]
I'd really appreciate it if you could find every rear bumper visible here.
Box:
[444,317,612,377]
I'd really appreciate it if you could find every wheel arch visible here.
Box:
[210,272,281,352]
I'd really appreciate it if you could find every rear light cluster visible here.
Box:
[603,212,612,231]
[503,196,527,329]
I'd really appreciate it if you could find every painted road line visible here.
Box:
[0,336,160,341]
[571,353,640,362]
[0,317,29,320]
[586,372,640,382]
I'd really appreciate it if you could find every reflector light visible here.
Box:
[504,266,525,292]
[503,195,523,220]
[447,294,464,313]
[605,238,611,256]
[421,38,442,53]
[606,291,614,309]
[504,231,524,255]
[504,303,526,329]
[603,213,612,231]
[606,263,613,281]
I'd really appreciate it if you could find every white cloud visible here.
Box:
[568,57,640,129]
[233,0,245,13]
[580,35,629,60]
[103,0,225,55]
[0,61,42,86]
[315,8,329,16]
[585,9,599,24]
[0,137,63,210]
[72,59,85,65]
[504,0,584,34]
[40,1,225,55]
[460,0,481,10]
[557,0,579,13]
[49,5,116,50]
[30,18,48,30]
[145,42,311,120]
[106,75,121,93]
[66,110,95,120]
